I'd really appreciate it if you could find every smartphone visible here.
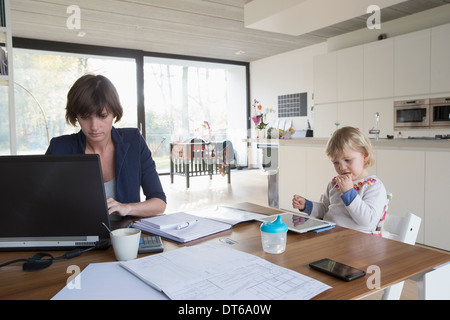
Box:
[309,258,366,281]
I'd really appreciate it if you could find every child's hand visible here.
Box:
[292,194,306,210]
[335,174,353,193]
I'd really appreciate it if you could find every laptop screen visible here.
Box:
[0,154,111,249]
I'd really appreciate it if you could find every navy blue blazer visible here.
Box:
[46,127,166,204]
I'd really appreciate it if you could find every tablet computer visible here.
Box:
[257,213,335,233]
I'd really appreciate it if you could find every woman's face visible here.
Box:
[77,108,114,144]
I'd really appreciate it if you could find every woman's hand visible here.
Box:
[292,194,306,211]
[107,198,131,216]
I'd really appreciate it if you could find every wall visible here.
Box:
[328,4,450,52]
[249,42,327,167]
[249,4,450,136]
[250,42,327,131]
[248,5,450,167]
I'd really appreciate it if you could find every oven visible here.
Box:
[430,97,450,127]
[394,99,430,128]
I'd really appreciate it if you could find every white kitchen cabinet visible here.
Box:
[313,52,336,104]
[337,101,364,129]
[279,139,450,251]
[305,146,335,201]
[424,151,450,251]
[394,29,431,97]
[363,38,394,99]
[337,45,363,102]
[375,149,425,244]
[279,145,334,210]
[430,23,450,95]
[363,98,394,137]
[313,103,337,138]
[279,145,307,211]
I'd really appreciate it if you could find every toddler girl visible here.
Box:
[292,126,387,233]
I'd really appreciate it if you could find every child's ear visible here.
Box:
[363,152,369,167]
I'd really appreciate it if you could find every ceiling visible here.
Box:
[9,0,450,62]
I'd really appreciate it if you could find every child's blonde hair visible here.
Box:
[325,126,375,168]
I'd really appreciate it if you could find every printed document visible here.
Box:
[120,243,331,300]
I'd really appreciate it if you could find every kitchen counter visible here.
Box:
[243,138,279,144]
[278,137,450,151]
[278,136,450,251]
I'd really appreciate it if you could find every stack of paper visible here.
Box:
[120,243,331,300]
[133,207,269,243]
[53,243,332,300]
[132,212,231,243]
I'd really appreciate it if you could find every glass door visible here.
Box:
[144,57,247,173]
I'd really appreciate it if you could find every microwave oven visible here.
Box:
[430,97,450,127]
[394,99,430,129]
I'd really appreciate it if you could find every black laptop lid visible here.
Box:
[0,154,110,246]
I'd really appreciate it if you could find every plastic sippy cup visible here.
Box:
[260,215,288,254]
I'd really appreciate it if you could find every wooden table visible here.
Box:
[1,203,449,300]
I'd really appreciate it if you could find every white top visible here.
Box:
[311,175,387,233]
[104,178,116,199]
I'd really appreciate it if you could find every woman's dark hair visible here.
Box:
[65,74,123,126]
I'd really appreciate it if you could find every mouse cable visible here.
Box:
[0,240,109,271]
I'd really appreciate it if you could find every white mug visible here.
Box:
[110,228,141,261]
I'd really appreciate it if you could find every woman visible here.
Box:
[46,74,166,218]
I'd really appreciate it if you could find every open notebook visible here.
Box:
[133,206,267,243]
[119,243,331,300]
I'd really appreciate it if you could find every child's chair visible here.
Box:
[379,212,421,245]
[372,193,422,299]
[417,262,450,300]
[379,212,421,300]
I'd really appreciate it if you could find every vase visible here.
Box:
[255,128,265,139]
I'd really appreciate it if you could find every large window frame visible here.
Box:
[11,38,250,172]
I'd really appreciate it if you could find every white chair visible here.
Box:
[417,262,450,300]
[379,212,422,299]
[380,212,421,245]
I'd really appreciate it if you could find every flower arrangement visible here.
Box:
[201,121,211,141]
[267,127,296,139]
[251,99,274,130]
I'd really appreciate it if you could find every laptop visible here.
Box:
[0,154,115,251]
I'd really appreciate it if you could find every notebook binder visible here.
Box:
[132,212,231,243]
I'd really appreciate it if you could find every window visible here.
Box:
[0,86,9,155]
[144,57,247,173]
[12,48,137,154]
[5,39,249,174]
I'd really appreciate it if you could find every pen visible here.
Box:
[176,220,198,230]
[313,225,335,233]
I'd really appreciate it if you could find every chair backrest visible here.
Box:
[215,140,234,163]
[373,192,421,245]
[375,193,392,232]
[383,212,421,245]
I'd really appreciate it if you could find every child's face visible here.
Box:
[331,149,368,180]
